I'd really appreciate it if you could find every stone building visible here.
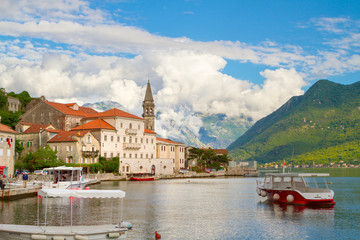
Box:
[15,122,60,155]
[47,130,100,164]
[142,80,155,131]
[18,100,98,131]
[157,137,186,172]
[7,96,22,112]
[0,123,17,177]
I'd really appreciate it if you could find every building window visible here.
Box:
[129,136,132,143]
[138,124,140,130]
[111,136,114,142]
[146,138,148,144]
[123,166,125,172]
[104,135,107,141]
[117,136,120,142]
[151,139,154,144]
[104,153,107,158]
[151,154,153,158]
[123,137,126,143]
[129,123,132,129]
[111,153,113,158]
[87,135,92,143]
[141,154,143,158]
[126,166,129,172]
[141,138,143,143]
[135,138,137,143]
[121,123,123,128]
[135,154,137,158]
[129,153,132,158]
[123,153,126,158]
[146,154,148,158]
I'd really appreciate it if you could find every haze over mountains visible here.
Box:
[83,100,252,148]
[228,80,360,165]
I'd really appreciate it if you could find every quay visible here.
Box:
[1,185,41,200]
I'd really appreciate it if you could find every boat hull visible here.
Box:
[130,177,154,181]
[0,224,128,240]
[260,188,335,206]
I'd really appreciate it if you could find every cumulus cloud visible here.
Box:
[0,1,359,143]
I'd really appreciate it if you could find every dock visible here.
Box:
[1,185,41,201]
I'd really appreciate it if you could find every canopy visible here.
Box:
[38,189,126,199]
[265,173,330,177]
[43,166,83,171]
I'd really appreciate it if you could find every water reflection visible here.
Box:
[0,176,359,239]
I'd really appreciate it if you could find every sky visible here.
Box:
[1,0,360,139]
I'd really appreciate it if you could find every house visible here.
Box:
[0,123,17,177]
[17,100,98,131]
[7,96,22,112]
[156,137,186,173]
[47,130,100,164]
[15,122,60,155]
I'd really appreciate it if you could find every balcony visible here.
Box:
[125,129,137,135]
[123,143,141,150]
[82,150,99,158]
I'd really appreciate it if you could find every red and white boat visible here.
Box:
[129,173,154,181]
[256,173,335,206]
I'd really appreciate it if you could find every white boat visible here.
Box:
[41,166,92,189]
[0,189,132,239]
[256,173,336,206]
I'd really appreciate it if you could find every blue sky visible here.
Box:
[0,0,360,140]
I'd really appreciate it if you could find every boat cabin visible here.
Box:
[263,173,331,192]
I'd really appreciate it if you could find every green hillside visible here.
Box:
[228,80,360,165]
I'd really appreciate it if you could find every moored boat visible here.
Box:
[129,173,154,181]
[0,188,132,239]
[42,166,93,189]
[256,173,335,206]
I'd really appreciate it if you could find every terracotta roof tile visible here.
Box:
[45,101,98,117]
[72,119,116,131]
[144,128,156,134]
[23,124,52,134]
[0,123,17,134]
[96,108,143,120]
[201,148,228,155]
[156,137,184,145]
[48,130,89,143]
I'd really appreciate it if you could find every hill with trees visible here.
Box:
[228,80,360,165]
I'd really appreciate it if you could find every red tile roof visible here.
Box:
[72,119,116,131]
[156,137,183,145]
[201,148,228,155]
[48,130,89,143]
[0,123,17,134]
[45,101,98,117]
[144,128,156,134]
[23,124,52,134]
[96,108,143,120]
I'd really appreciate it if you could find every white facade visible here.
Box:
[0,124,16,177]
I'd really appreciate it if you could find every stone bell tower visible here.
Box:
[142,80,155,131]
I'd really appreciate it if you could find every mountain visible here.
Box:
[228,80,360,165]
[163,113,252,149]
[83,101,128,112]
[82,101,251,148]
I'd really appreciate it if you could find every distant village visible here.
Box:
[0,82,237,178]
[260,160,360,169]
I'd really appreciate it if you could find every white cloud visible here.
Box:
[0,1,359,143]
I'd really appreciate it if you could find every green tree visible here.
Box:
[22,146,64,171]
[99,156,119,173]
[15,139,24,158]
[0,91,7,109]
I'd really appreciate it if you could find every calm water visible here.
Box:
[1,169,360,240]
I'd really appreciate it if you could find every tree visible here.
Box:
[188,148,230,171]
[22,146,64,171]
[99,156,120,173]
[15,139,24,158]
[0,91,7,109]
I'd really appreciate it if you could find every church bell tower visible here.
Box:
[142,80,155,131]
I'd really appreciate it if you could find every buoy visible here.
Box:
[85,186,90,190]
[286,194,294,203]
[76,187,81,190]
[273,193,280,200]
[188,180,190,183]
[260,190,267,197]
[155,231,161,239]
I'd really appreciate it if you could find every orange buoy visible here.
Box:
[155,231,161,239]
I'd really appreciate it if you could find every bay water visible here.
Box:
[1,168,359,239]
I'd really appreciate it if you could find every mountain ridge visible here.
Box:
[228,79,360,165]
